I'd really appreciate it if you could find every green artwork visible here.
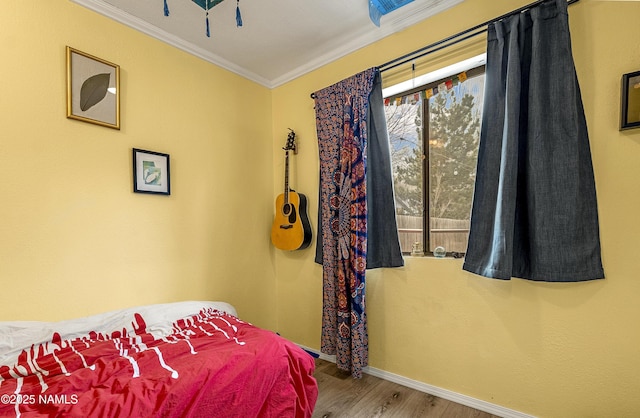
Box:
[143,161,162,186]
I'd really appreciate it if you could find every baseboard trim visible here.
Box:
[298,345,535,418]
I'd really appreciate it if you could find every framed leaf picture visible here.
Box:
[66,46,120,129]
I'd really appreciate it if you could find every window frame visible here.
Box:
[386,64,486,257]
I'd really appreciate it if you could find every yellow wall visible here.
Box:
[0,1,277,328]
[2,0,640,417]
[272,1,640,417]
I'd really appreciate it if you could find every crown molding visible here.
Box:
[270,0,464,88]
[70,0,272,87]
[71,0,463,89]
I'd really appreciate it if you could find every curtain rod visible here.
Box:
[378,0,580,73]
[310,0,579,99]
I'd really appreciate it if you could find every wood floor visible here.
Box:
[312,359,501,418]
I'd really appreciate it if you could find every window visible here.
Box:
[384,64,485,256]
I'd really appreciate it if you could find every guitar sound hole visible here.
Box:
[282,203,297,223]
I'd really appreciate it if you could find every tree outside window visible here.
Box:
[385,66,485,255]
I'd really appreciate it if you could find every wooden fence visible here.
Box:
[396,215,470,254]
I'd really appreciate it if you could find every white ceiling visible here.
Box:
[71,0,463,88]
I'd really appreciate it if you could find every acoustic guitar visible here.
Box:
[271,130,312,251]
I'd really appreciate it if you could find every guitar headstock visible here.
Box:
[283,129,297,154]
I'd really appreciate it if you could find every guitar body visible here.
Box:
[271,190,312,251]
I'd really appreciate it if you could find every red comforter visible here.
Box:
[0,304,317,417]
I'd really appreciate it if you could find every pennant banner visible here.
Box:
[384,71,468,106]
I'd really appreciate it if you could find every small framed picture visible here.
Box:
[66,46,120,129]
[133,149,171,195]
[620,70,640,130]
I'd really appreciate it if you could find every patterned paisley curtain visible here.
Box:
[313,68,377,378]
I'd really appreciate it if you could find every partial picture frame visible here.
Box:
[66,46,120,129]
[620,70,640,131]
[133,149,171,195]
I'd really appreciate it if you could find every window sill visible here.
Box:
[406,252,464,259]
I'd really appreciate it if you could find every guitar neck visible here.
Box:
[283,150,290,204]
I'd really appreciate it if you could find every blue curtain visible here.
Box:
[365,71,405,269]
[313,68,403,378]
[463,0,604,281]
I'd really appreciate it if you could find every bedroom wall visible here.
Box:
[272,1,640,417]
[0,1,277,328]
[3,1,639,416]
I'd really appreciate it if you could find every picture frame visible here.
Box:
[66,46,120,129]
[133,149,171,195]
[620,70,640,131]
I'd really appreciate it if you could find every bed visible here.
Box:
[0,301,317,417]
